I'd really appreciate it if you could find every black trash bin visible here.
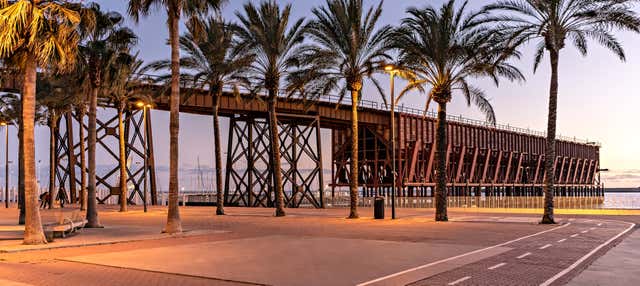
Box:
[374,196,385,219]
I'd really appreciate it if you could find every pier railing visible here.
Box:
[135,73,599,146]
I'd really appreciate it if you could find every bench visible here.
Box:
[44,210,88,241]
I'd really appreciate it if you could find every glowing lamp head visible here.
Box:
[0,122,6,126]
[136,101,145,108]
[384,65,395,72]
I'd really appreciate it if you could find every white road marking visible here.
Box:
[571,234,579,238]
[590,227,596,230]
[539,244,552,250]
[356,223,571,286]
[447,276,471,285]
[557,239,566,243]
[581,230,589,234]
[517,252,532,259]
[540,222,636,286]
[568,218,575,222]
[488,262,507,270]
[597,223,603,226]
[583,219,592,223]
[448,276,471,285]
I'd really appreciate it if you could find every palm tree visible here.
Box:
[37,75,77,209]
[129,0,227,233]
[67,36,92,212]
[70,79,89,211]
[81,3,136,227]
[290,0,392,218]
[391,0,524,221]
[0,0,83,244]
[0,93,20,217]
[58,65,90,210]
[103,53,149,212]
[147,16,253,216]
[0,92,45,224]
[483,0,640,224]
[235,1,305,217]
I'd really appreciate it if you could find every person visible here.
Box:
[56,187,68,208]
[39,191,50,209]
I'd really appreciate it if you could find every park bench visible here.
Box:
[44,210,88,241]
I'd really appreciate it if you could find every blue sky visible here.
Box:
[14,0,640,189]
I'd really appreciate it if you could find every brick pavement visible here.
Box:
[0,206,638,285]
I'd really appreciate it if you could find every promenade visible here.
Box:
[0,206,637,286]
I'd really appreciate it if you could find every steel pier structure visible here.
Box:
[160,88,602,208]
[1,72,602,208]
[53,108,158,205]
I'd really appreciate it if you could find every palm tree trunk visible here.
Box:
[348,89,359,219]
[18,121,25,225]
[163,12,182,234]
[213,89,224,215]
[268,95,286,217]
[78,108,87,211]
[86,86,102,228]
[22,54,47,244]
[541,49,559,224]
[435,101,448,222]
[118,105,127,212]
[48,118,56,209]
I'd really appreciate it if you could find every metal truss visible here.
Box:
[54,109,157,205]
[331,114,603,198]
[331,126,393,197]
[224,114,324,208]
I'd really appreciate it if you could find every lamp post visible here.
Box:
[1,121,7,208]
[384,65,397,219]
[136,101,152,212]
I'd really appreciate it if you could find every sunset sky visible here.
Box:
[13,0,640,189]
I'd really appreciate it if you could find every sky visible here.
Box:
[7,0,640,190]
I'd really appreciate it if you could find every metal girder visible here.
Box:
[54,109,156,205]
[331,125,392,194]
[224,114,324,208]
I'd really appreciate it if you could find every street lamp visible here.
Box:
[136,101,152,212]
[1,121,7,208]
[384,64,397,219]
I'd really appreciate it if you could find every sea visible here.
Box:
[602,188,640,209]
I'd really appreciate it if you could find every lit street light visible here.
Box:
[136,101,152,212]
[384,64,398,220]
[1,121,8,208]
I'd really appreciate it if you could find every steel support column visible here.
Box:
[224,114,324,208]
[54,109,156,205]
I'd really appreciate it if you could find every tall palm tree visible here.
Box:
[391,0,524,221]
[0,93,20,216]
[129,0,227,233]
[0,92,45,224]
[0,0,83,244]
[147,16,253,216]
[104,53,149,212]
[70,79,89,211]
[81,3,136,227]
[37,75,76,209]
[290,0,392,218]
[235,1,306,217]
[484,0,640,224]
